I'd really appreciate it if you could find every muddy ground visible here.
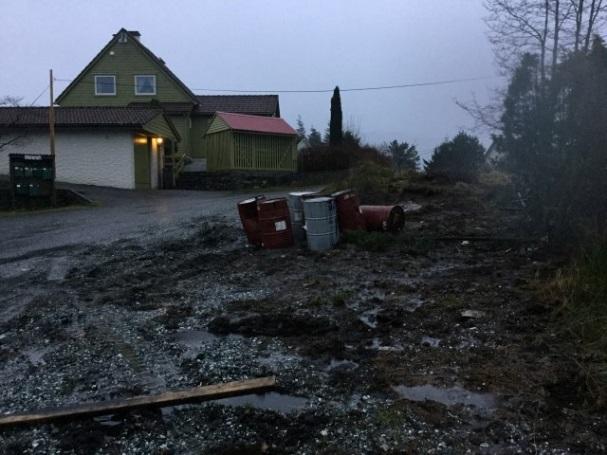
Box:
[0,181,605,454]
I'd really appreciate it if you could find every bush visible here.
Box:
[298,144,390,173]
[424,132,485,183]
[547,240,607,407]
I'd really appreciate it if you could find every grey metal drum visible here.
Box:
[303,196,339,251]
[288,191,316,244]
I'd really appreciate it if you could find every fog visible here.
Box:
[0,0,498,157]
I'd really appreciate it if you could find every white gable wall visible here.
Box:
[0,129,135,189]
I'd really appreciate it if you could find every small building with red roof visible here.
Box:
[202,112,298,172]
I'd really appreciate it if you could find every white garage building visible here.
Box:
[0,107,180,189]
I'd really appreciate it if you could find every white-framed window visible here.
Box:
[134,75,156,95]
[94,75,116,96]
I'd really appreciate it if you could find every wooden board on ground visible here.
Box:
[0,376,277,427]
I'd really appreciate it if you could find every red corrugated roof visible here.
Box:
[216,112,296,136]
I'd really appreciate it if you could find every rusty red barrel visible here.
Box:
[360,205,405,233]
[258,198,294,249]
[332,189,366,232]
[237,195,266,246]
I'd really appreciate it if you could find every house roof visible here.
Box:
[0,106,180,140]
[0,106,167,127]
[194,95,279,116]
[128,102,195,115]
[55,28,199,104]
[215,112,296,136]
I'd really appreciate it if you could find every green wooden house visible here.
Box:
[204,112,297,172]
[54,28,295,186]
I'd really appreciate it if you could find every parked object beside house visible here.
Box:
[0,107,178,189]
[303,197,340,252]
[9,154,56,207]
[202,112,298,172]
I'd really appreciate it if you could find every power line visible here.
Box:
[29,85,50,106]
[53,75,498,95]
[192,76,498,93]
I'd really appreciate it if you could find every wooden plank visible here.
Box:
[0,376,276,428]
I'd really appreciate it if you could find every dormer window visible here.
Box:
[94,75,116,96]
[135,75,156,95]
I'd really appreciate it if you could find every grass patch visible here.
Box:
[545,240,607,407]
[343,230,394,252]
[342,230,436,254]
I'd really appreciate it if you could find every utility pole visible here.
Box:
[49,69,55,156]
[49,69,57,206]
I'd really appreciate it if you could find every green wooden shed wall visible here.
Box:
[203,130,297,172]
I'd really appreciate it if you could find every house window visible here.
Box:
[135,75,156,95]
[94,75,116,96]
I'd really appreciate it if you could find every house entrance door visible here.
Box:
[134,138,151,189]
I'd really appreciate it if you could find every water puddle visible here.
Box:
[405,296,424,312]
[0,258,44,279]
[93,414,123,428]
[401,201,423,213]
[162,392,308,418]
[457,336,481,350]
[258,352,302,368]
[173,329,240,359]
[217,392,308,414]
[47,257,71,281]
[367,338,404,352]
[23,347,52,366]
[325,359,359,372]
[359,309,379,329]
[175,329,219,346]
[421,336,441,348]
[392,384,496,412]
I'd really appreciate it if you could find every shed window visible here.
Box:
[135,75,156,95]
[94,75,116,96]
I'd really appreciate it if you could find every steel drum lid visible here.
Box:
[304,196,334,204]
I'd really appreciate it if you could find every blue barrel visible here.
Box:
[288,191,317,244]
[303,197,339,251]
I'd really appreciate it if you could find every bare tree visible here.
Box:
[564,0,606,51]
[583,0,606,51]
[571,0,586,51]
[462,1,606,132]
[485,0,606,79]
[485,0,553,81]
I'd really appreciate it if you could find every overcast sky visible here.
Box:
[1,0,499,158]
